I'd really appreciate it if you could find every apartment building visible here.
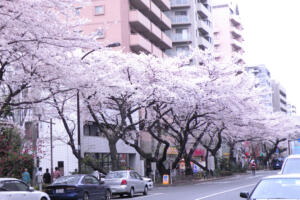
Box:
[246,65,273,111]
[77,0,172,57]
[287,103,297,115]
[272,80,287,113]
[165,0,213,57]
[212,0,244,64]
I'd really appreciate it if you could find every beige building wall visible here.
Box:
[77,0,172,57]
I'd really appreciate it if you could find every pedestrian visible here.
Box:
[53,167,61,181]
[43,168,51,185]
[22,168,31,185]
[92,169,100,180]
[36,167,43,191]
[250,159,256,176]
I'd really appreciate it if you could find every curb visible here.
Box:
[154,176,228,188]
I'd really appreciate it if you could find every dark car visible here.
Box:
[240,174,300,199]
[272,157,283,170]
[46,174,111,200]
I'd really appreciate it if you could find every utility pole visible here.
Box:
[77,90,81,173]
[50,118,53,181]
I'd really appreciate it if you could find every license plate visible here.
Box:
[56,189,64,193]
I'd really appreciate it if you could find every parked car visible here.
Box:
[142,177,153,190]
[271,157,284,170]
[0,178,50,200]
[279,154,300,174]
[45,174,111,200]
[240,174,300,199]
[104,170,148,198]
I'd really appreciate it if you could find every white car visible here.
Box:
[0,178,50,200]
[142,177,153,190]
[279,154,300,174]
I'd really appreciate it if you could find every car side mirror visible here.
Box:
[29,187,35,192]
[240,192,249,198]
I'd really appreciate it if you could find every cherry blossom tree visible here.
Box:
[0,0,96,119]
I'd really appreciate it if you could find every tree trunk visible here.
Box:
[108,139,119,171]
[184,153,193,175]
[156,161,169,177]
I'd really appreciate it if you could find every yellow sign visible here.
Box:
[162,174,169,185]
[167,147,178,155]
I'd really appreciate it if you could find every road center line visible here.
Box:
[194,184,256,200]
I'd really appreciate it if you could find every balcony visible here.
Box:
[130,0,151,11]
[129,10,151,33]
[231,38,243,51]
[198,20,211,35]
[148,2,172,30]
[151,44,163,57]
[198,37,210,49]
[197,3,211,19]
[129,10,171,49]
[172,16,191,25]
[130,33,152,53]
[230,14,241,26]
[152,0,171,11]
[171,0,190,8]
[160,32,173,49]
[172,34,192,43]
[230,26,243,39]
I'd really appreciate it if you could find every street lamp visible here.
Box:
[77,42,121,173]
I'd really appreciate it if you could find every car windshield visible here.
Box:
[282,158,300,174]
[105,171,128,179]
[251,178,300,199]
[52,175,81,185]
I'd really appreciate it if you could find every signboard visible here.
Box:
[162,174,169,185]
[193,164,199,173]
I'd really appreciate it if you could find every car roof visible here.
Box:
[0,178,18,181]
[263,173,300,180]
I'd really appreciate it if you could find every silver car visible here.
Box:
[104,170,148,198]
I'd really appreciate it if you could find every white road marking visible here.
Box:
[194,184,256,200]
[123,193,164,199]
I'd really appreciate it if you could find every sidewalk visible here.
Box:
[154,170,269,187]
[154,175,228,187]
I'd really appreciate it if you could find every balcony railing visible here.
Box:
[171,0,190,7]
[172,34,191,42]
[172,16,190,24]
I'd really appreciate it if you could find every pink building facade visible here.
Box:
[212,0,244,64]
[77,0,172,57]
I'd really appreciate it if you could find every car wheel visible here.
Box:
[41,197,47,200]
[105,190,111,200]
[83,192,89,200]
[143,186,148,195]
[128,188,134,198]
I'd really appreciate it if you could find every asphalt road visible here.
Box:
[112,170,277,200]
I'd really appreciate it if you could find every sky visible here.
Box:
[238,0,300,112]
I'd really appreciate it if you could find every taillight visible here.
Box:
[121,179,127,185]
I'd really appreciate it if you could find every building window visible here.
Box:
[83,122,103,137]
[96,28,105,38]
[175,28,189,40]
[95,5,104,15]
[75,7,81,16]
[176,46,189,56]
